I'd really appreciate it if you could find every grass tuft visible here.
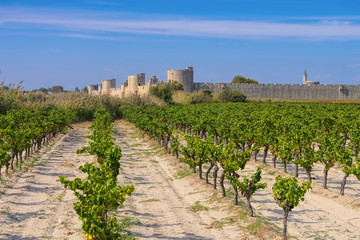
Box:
[210,217,237,229]
[188,201,209,212]
[175,169,192,179]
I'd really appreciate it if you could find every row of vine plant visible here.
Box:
[60,109,134,240]
[124,103,360,194]
[0,106,74,179]
[123,104,317,239]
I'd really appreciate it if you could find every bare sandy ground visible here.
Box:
[1,119,359,240]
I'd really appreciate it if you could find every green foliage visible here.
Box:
[228,167,267,216]
[238,168,267,198]
[272,175,311,238]
[348,158,360,180]
[122,101,360,238]
[0,106,74,178]
[60,109,134,239]
[297,146,317,177]
[77,109,115,161]
[219,88,246,102]
[170,135,180,158]
[150,80,183,103]
[231,75,258,84]
[272,175,311,211]
[180,135,200,171]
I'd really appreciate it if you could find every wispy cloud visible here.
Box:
[1,7,360,40]
[347,63,360,69]
[61,33,125,41]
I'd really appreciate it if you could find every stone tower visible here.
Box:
[128,73,145,95]
[167,67,194,92]
[102,79,116,95]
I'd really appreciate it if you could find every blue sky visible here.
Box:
[1,0,360,90]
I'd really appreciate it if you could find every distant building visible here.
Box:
[303,70,319,85]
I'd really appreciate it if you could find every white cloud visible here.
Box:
[318,20,352,26]
[61,33,118,40]
[1,7,360,40]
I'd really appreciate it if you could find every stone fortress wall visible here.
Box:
[89,67,360,100]
[194,83,360,100]
[88,74,158,98]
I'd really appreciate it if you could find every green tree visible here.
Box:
[51,85,64,93]
[231,75,258,84]
[272,176,311,239]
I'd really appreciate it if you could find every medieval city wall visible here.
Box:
[89,67,360,100]
[194,83,360,100]
[88,75,157,99]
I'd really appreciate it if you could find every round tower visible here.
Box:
[128,75,138,94]
[102,79,116,95]
[167,67,194,92]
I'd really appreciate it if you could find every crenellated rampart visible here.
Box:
[194,83,360,100]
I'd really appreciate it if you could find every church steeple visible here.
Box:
[303,70,307,83]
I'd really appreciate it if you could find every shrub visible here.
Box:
[219,88,246,102]
[150,80,183,104]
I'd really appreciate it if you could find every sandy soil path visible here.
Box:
[114,120,273,240]
[0,123,91,240]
